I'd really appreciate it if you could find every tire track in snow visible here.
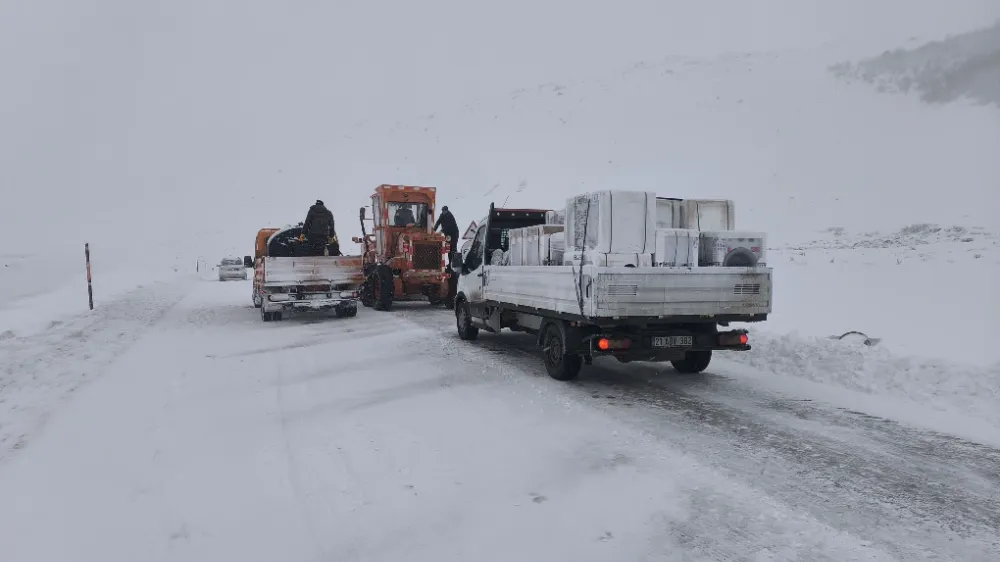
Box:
[396,307,1000,560]
[271,355,330,562]
[0,279,193,461]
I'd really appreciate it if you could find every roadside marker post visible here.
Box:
[85,243,94,310]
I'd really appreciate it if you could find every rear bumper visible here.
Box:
[585,329,750,361]
[265,294,358,310]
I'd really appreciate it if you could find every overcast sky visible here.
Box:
[1,0,997,261]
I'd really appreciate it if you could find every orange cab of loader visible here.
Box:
[255,228,281,259]
[244,228,281,268]
[357,184,454,311]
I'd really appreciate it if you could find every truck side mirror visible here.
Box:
[243,256,253,268]
[450,251,464,273]
[359,207,366,221]
[351,236,362,243]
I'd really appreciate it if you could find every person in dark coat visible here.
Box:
[434,205,461,263]
[302,200,335,256]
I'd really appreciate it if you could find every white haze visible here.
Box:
[1,0,998,267]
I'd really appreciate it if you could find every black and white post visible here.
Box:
[85,243,94,310]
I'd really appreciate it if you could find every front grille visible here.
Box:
[413,243,441,270]
[734,283,761,295]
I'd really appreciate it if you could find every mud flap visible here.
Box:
[487,307,502,333]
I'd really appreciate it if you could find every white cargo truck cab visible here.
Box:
[451,192,772,381]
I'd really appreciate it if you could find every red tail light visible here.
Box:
[718,331,749,346]
[596,337,631,351]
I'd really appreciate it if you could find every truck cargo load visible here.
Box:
[654,228,700,267]
[699,230,767,267]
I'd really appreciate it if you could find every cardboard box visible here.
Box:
[654,228,699,267]
[680,199,736,231]
[565,190,657,255]
[509,225,565,266]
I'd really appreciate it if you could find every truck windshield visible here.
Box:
[388,202,428,228]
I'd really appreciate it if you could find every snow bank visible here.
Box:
[0,279,194,459]
[0,237,231,341]
[760,224,999,366]
[722,329,1000,445]
[0,263,192,340]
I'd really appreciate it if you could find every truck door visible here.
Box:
[462,223,489,313]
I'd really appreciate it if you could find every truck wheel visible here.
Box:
[542,323,582,381]
[373,265,394,311]
[336,305,358,318]
[671,350,712,374]
[253,294,262,308]
[456,301,479,340]
[360,265,375,307]
[360,281,374,307]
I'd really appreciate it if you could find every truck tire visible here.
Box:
[360,265,375,307]
[373,264,394,311]
[542,322,582,381]
[671,350,712,374]
[456,301,479,340]
[360,283,374,307]
[336,305,358,318]
[253,293,262,308]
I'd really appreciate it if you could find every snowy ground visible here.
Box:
[1,262,998,561]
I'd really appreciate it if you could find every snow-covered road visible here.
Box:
[0,279,997,561]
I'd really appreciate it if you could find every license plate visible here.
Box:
[653,335,692,348]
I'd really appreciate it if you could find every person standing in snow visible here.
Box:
[434,205,460,264]
[302,199,335,256]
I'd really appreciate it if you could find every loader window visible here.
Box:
[388,202,428,228]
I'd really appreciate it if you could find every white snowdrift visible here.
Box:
[761,224,999,366]
[723,330,1000,446]
[0,244,222,341]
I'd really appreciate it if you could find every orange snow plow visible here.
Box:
[354,184,455,311]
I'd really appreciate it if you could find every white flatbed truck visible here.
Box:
[450,202,772,380]
[246,226,365,322]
